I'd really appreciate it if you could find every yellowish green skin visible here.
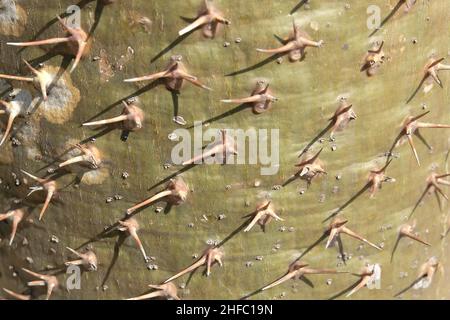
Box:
[0,0,450,300]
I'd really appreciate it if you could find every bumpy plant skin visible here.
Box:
[1,0,450,300]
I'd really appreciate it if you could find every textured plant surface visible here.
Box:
[0,0,450,300]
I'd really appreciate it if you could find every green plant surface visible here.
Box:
[0,0,449,300]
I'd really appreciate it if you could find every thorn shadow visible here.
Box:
[225,53,284,77]
[369,0,405,37]
[336,236,346,266]
[0,86,13,98]
[409,188,428,219]
[328,277,360,300]
[75,221,123,250]
[171,91,179,118]
[323,183,371,222]
[79,127,116,145]
[406,76,427,104]
[240,288,263,300]
[187,103,249,129]
[150,32,194,63]
[273,34,286,45]
[88,1,108,38]
[290,0,308,15]
[394,277,423,297]
[386,131,404,164]
[164,203,174,215]
[390,234,401,263]
[281,174,299,187]
[27,51,59,69]
[179,16,196,23]
[360,61,372,73]
[281,170,318,188]
[184,267,199,288]
[146,164,195,192]
[415,131,433,151]
[298,122,334,159]
[297,232,328,260]
[216,217,253,248]
[120,129,130,142]
[300,276,315,288]
[101,234,126,286]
